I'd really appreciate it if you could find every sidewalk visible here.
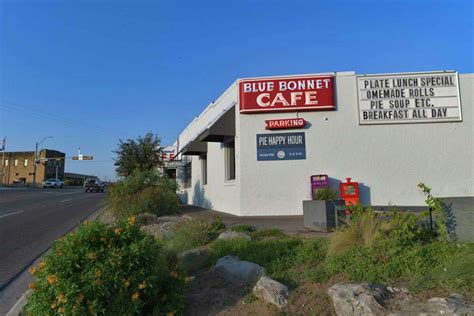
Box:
[179,205,331,238]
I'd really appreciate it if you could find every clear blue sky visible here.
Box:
[1,0,472,180]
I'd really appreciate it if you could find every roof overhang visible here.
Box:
[198,106,235,143]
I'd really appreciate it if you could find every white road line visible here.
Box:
[0,211,24,219]
[60,199,72,203]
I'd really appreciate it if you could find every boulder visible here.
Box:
[178,246,211,274]
[218,231,251,241]
[328,283,388,316]
[214,256,266,285]
[392,294,474,315]
[253,276,289,308]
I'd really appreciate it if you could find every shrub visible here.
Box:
[313,187,338,200]
[251,228,286,239]
[108,170,179,219]
[230,224,253,233]
[328,210,382,255]
[166,219,214,253]
[25,219,185,316]
[64,179,75,186]
[418,183,451,241]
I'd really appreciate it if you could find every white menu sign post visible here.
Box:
[357,71,462,125]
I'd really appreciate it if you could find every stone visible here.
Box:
[253,276,289,308]
[178,246,211,274]
[218,231,251,241]
[328,283,389,316]
[214,256,266,285]
[389,293,474,315]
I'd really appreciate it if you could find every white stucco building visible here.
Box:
[173,70,473,216]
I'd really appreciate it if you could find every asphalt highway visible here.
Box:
[0,187,105,313]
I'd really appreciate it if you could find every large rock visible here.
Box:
[253,276,289,308]
[214,256,266,284]
[328,283,388,316]
[218,231,251,241]
[178,246,211,274]
[392,294,474,316]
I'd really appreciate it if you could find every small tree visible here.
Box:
[113,132,161,177]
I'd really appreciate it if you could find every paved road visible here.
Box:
[0,187,105,311]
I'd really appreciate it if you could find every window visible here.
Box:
[14,159,18,167]
[225,140,235,181]
[24,159,28,167]
[201,155,207,185]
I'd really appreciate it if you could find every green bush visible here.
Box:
[25,219,185,316]
[230,224,253,233]
[166,219,214,253]
[313,187,338,200]
[108,170,179,219]
[63,179,75,186]
[251,228,286,239]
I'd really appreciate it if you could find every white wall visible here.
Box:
[178,84,241,215]
[178,72,473,216]
[239,73,473,215]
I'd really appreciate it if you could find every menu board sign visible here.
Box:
[357,71,462,124]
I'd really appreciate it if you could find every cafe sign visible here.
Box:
[357,71,462,124]
[239,75,335,113]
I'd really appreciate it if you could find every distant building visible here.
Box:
[0,149,66,185]
[64,172,94,186]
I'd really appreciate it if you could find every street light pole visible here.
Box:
[33,136,52,186]
[33,141,39,186]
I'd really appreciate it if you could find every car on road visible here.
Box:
[43,178,64,189]
[84,177,105,193]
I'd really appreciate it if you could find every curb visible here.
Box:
[6,291,30,316]
[5,206,107,316]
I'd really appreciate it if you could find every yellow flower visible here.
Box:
[138,281,146,289]
[39,261,46,271]
[47,274,58,285]
[170,271,178,278]
[28,282,36,290]
[131,292,140,302]
[167,312,174,316]
[88,252,97,260]
[124,279,131,288]
[58,306,65,314]
[100,237,106,242]
[29,266,36,276]
[114,228,123,235]
[77,293,84,303]
[94,279,101,285]
[95,269,102,277]
[127,216,136,225]
[57,293,67,303]
[50,302,57,309]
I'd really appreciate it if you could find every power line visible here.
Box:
[0,100,117,134]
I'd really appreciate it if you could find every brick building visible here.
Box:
[0,149,66,185]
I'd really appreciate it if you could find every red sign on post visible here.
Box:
[265,118,306,130]
[239,75,335,114]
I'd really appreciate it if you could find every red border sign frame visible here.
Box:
[239,75,335,114]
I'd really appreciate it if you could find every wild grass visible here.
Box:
[328,211,382,255]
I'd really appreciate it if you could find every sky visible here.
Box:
[1,0,473,180]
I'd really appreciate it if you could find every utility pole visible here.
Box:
[33,136,52,186]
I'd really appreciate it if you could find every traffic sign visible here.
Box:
[72,156,93,160]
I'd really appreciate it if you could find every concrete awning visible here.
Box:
[179,105,236,156]
[181,140,208,156]
[198,106,235,143]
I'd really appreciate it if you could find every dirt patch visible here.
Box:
[185,267,337,315]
